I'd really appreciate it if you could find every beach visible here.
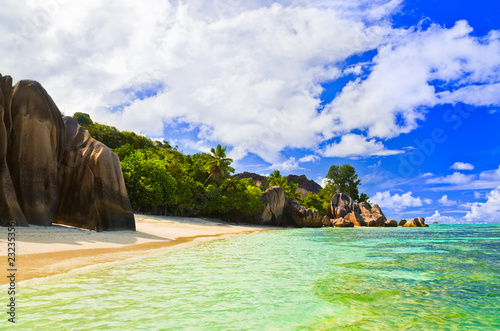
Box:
[0,215,270,285]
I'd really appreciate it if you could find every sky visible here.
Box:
[1,0,499,223]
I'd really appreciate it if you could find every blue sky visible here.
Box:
[1,0,499,222]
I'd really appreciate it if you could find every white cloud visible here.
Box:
[464,186,500,223]
[429,166,500,191]
[438,195,457,206]
[474,191,482,199]
[1,2,499,162]
[299,154,320,163]
[372,190,425,212]
[423,198,433,205]
[479,165,500,180]
[450,162,474,170]
[427,210,457,224]
[269,157,302,172]
[426,172,475,185]
[421,172,434,177]
[320,21,500,141]
[321,134,403,158]
[269,153,320,172]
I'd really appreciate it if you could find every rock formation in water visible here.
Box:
[385,219,398,227]
[328,193,426,228]
[403,217,428,227]
[284,198,322,228]
[0,74,135,231]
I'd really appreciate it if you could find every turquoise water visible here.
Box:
[13,225,500,330]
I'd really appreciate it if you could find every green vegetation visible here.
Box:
[319,164,369,203]
[73,114,369,222]
[268,170,301,200]
[73,114,263,221]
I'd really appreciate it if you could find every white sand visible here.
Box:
[0,215,272,284]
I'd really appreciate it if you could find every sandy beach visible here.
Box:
[0,215,271,285]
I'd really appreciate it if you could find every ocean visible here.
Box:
[15,224,500,330]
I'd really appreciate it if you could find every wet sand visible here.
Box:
[0,215,271,285]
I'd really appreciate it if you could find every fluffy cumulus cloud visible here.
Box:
[321,134,403,158]
[372,190,428,212]
[426,172,475,185]
[479,165,500,180]
[438,195,457,206]
[464,186,500,223]
[1,0,499,162]
[450,162,474,170]
[427,210,457,224]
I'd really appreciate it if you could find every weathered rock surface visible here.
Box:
[385,219,398,227]
[332,217,354,227]
[345,212,366,227]
[399,219,407,226]
[0,75,28,226]
[0,74,135,230]
[321,215,331,227]
[359,202,372,215]
[285,198,322,228]
[329,193,393,227]
[259,186,286,226]
[403,217,428,227]
[9,80,67,226]
[54,117,135,231]
[331,193,361,218]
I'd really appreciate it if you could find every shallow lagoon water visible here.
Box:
[16,224,500,330]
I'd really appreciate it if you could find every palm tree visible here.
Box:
[268,170,301,200]
[204,144,234,186]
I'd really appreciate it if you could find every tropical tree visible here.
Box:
[268,170,287,188]
[204,144,235,185]
[268,170,301,200]
[320,164,369,202]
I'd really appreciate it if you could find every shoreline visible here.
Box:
[0,214,274,285]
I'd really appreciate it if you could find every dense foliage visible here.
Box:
[319,164,369,203]
[73,114,369,222]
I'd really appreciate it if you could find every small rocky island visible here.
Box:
[0,73,135,231]
[249,187,428,228]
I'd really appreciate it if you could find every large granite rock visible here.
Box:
[0,75,27,226]
[321,215,331,227]
[0,74,135,231]
[331,217,354,227]
[54,117,135,231]
[285,198,322,228]
[7,79,65,226]
[385,219,398,227]
[330,193,390,227]
[259,186,286,226]
[403,217,428,227]
[331,193,361,218]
